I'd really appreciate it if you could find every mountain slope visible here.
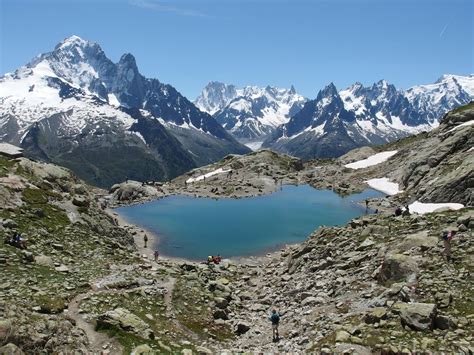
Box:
[195,82,306,144]
[0,35,249,187]
[263,75,474,159]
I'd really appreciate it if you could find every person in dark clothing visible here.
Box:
[143,234,148,248]
[269,309,281,341]
[394,207,402,216]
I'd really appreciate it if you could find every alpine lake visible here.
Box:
[115,185,384,260]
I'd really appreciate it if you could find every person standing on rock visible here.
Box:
[269,309,281,341]
[143,234,148,248]
[154,250,159,261]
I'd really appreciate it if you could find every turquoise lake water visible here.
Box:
[115,185,384,260]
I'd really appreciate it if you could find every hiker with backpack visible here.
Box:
[269,309,281,341]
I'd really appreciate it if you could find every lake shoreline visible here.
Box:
[110,185,386,262]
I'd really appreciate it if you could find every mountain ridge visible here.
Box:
[262,74,474,159]
[0,35,250,187]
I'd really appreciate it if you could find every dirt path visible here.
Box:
[68,291,123,354]
[162,277,201,341]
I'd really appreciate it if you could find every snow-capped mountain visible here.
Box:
[195,82,306,144]
[0,35,250,187]
[263,75,474,159]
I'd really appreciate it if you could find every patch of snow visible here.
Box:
[186,167,231,184]
[365,177,402,195]
[245,141,264,151]
[408,201,464,215]
[108,93,120,107]
[345,150,398,169]
[0,143,23,157]
[448,120,474,132]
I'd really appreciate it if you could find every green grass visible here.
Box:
[451,101,474,114]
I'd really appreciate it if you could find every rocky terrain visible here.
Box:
[0,104,473,354]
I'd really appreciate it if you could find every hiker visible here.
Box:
[442,230,456,261]
[394,207,402,217]
[213,254,222,264]
[402,205,410,216]
[269,309,281,341]
[154,250,159,261]
[207,255,213,264]
[365,199,369,211]
[143,234,148,248]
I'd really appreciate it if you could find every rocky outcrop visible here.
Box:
[397,302,437,330]
[97,308,154,339]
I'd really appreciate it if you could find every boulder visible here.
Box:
[213,309,229,320]
[398,303,437,330]
[235,322,251,335]
[0,343,24,355]
[72,196,89,207]
[434,314,457,330]
[131,344,153,355]
[364,307,388,324]
[335,330,351,342]
[97,308,154,339]
[377,254,418,283]
[55,265,70,273]
[2,219,17,229]
[0,319,13,342]
[22,251,34,262]
[434,292,452,309]
[214,297,229,309]
[357,238,376,250]
[35,255,54,268]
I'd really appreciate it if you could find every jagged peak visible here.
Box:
[119,53,137,65]
[317,82,339,98]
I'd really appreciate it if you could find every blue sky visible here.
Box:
[1,0,472,99]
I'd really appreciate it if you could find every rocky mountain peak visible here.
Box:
[316,82,339,101]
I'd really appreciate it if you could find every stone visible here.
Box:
[72,196,89,207]
[97,308,154,339]
[0,319,13,342]
[434,292,453,309]
[35,255,54,268]
[22,251,34,262]
[364,307,388,324]
[357,238,376,250]
[0,343,24,355]
[377,254,418,283]
[195,346,212,354]
[55,265,70,273]
[235,322,251,335]
[434,315,457,330]
[131,344,153,355]
[335,330,351,342]
[2,219,17,229]
[398,303,437,331]
[213,309,229,320]
[214,297,229,309]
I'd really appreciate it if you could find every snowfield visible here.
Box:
[345,150,398,169]
[448,120,474,133]
[365,177,402,195]
[408,201,464,215]
[186,168,231,184]
[244,141,264,151]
